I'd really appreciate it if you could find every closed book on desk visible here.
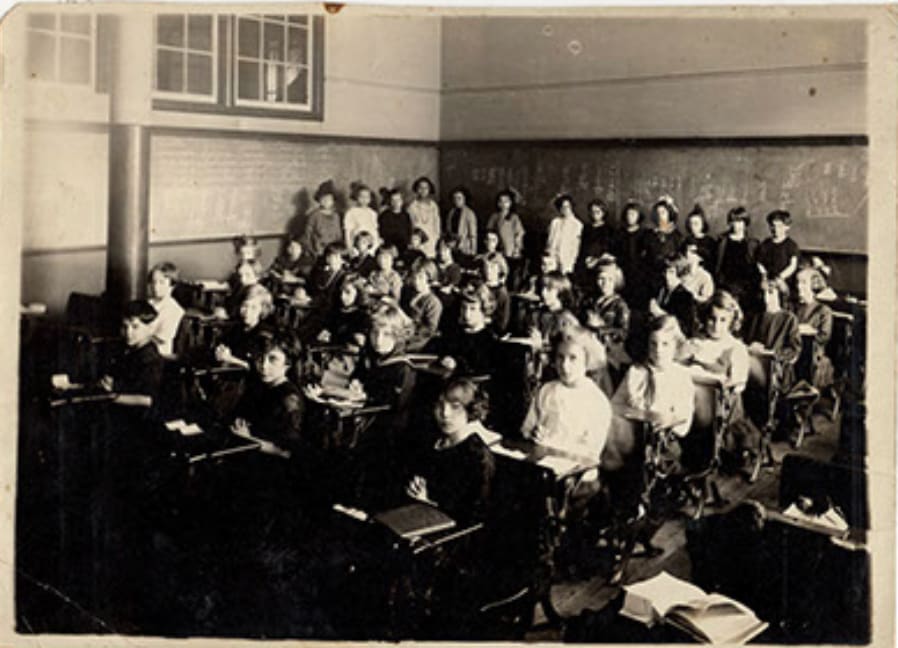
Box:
[373,503,456,539]
[621,571,768,644]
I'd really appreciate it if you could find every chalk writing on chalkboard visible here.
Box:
[441,143,867,253]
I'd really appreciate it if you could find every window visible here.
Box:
[152,13,324,120]
[154,14,217,101]
[26,13,94,85]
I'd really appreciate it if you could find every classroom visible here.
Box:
[8,4,883,643]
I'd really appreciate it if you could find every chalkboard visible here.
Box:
[440,141,867,254]
[149,133,439,243]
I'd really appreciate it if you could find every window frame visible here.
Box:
[152,13,220,104]
[26,12,97,87]
[152,14,325,121]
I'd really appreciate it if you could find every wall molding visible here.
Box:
[148,125,439,148]
[439,135,868,148]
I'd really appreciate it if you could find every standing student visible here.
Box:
[715,206,760,303]
[614,201,649,308]
[445,186,478,262]
[756,210,800,287]
[575,198,615,288]
[303,180,343,260]
[146,262,184,358]
[682,204,717,274]
[644,195,684,281]
[485,189,526,290]
[407,176,441,258]
[546,194,583,275]
[343,183,380,253]
[378,187,413,253]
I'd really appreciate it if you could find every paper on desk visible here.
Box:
[470,421,502,446]
[51,374,71,390]
[783,503,849,532]
[197,279,229,291]
[165,419,204,436]
[165,419,186,431]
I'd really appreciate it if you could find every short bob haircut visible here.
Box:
[349,181,373,203]
[727,206,751,226]
[438,378,490,423]
[595,254,625,292]
[257,329,303,369]
[410,227,429,245]
[412,176,436,196]
[123,299,159,324]
[241,284,274,319]
[553,193,575,212]
[459,281,497,318]
[314,180,338,203]
[644,314,686,362]
[685,204,710,234]
[323,241,348,259]
[551,325,607,374]
[353,229,376,250]
[765,209,792,226]
[368,302,415,349]
[437,233,459,252]
[703,289,743,335]
[410,257,439,284]
[375,244,399,261]
[540,271,575,309]
[620,201,645,225]
[450,186,472,204]
[651,197,679,226]
[148,261,179,284]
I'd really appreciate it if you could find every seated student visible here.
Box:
[679,241,715,304]
[350,230,378,278]
[475,230,509,281]
[405,379,496,523]
[317,272,369,349]
[435,282,500,377]
[309,241,347,301]
[522,250,560,298]
[612,315,694,439]
[435,235,463,291]
[215,284,274,371]
[757,209,800,288]
[792,266,834,391]
[367,244,403,301]
[400,227,429,272]
[682,204,717,274]
[522,326,612,459]
[146,261,184,358]
[481,252,511,336]
[234,234,261,263]
[745,278,802,369]
[575,198,615,289]
[223,258,264,319]
[523,271,577,349]
[402,258,443,351]
[546,194,583,276]
[582,255,630,377]
[679,290,749,393]
[97,300,165,409]
[232,331,304,459]
[268,234,314,285]
[343,182,380,253]
[649,255,698,339]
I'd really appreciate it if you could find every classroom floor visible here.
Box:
[526,405,842,641]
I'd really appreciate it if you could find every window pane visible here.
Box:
[156,49,184,92]
[157,15,184,47]
[287,15,308,25]
[186,53,213,95]
[263,62,284,102]
[187,15,212,51]
[60,14,91,35]
[237,17,260,58]
[60,37,91,84]
[27,13,55,30]
[286,67,308,105]
[27,31,56,81]
[237,60,260,100]
[262,21,284,61]
[287,27,307,65]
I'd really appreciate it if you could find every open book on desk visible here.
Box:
[621,571,768,644]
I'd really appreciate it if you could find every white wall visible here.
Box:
[441,16,866,139]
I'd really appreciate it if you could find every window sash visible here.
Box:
[153,14,218,103]
[26,13,95,86]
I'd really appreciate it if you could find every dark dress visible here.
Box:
[234,377,305,454]
[378,209,413,253]
[756,237,800,279]
[415,433,496,523]
[109,342,165,402]
[682,234,718,275]
[644,228,684,270]
[489,284,511,336]
[657,284,698,339]
[575,223,616,285]
[715,235,760,299]
[614,227,649,307]
[434,326,501,377]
